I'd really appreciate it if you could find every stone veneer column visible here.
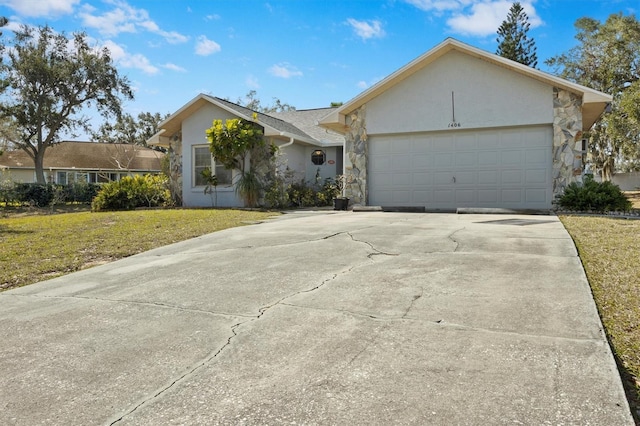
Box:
[344,105,368,205]
[552,88,584,197]
[168,134,183,206]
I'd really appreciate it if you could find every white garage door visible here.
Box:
[368,126,553,210]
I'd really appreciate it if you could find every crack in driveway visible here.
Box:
[108,228,383,423]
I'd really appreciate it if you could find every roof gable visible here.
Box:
[319,38,612,132]
[149,94,335,147]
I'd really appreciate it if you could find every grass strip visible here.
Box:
[560,215,640,422]
[0,209,277,291]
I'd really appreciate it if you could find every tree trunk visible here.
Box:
[34,149,46,184]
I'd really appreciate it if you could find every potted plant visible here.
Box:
[333,174,350,210]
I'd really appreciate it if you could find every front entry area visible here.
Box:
[368,126,553,210]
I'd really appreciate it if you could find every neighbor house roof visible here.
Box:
[319,38,613,133]
[148,94,338,148]
[0,141,163,171]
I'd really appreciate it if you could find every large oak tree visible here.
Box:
[546,13,640,179]
[91,111,169,147]
[0,25,133,183]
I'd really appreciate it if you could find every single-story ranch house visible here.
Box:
[150,38,612,210]
[0,141,163,184]
[148,95,344,207]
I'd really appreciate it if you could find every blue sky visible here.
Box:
[0,0,637,139]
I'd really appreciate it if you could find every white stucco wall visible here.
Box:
[181,103,243,207]
[366,50,554,135]
[278,143,306,182]
[304,146,341,183]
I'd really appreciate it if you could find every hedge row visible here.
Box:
[0,182,101,206]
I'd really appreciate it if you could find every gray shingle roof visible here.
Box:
[207,96,317,142]
[269,108,344,146]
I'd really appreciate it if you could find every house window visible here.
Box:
[57,171,67,185]
[193,146,232,186]
[311,150,326,165]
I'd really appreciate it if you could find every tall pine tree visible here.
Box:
[496,2,538,68]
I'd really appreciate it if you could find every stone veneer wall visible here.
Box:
[168,133,183,206]
[344,105,368,205]
[552,88,584,197]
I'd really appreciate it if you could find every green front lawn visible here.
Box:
[0,208,277,291]
[560,215,640,422]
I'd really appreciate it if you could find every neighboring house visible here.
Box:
[0,141,164,184]
[320,38,612,211]
[148,94,343,207]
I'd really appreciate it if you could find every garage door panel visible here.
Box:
[455,152,476,167]
[412,155,432,168]
[525,189,547,203]
[435,172,453,185]
[477,132,499,149]
[526,149,547,164]
[434,189,454,203]
[456,189,475,204]
[369,127,552,209]
[393,173,411,186]
[478,189,498,203]
[432,135,454,151]
[455,171,475,184]
[392,190,411,203]
[501,170,522,185]
[413,172,433,185]
[501,189,524,202]
[478,151,498,166]
[501,150,522,165]
[391,139,412,153]
[392,155,411,169]
[412,190,431,203]
[455,133,477,149]
[525,169,547,184]
[434,153,454,167]
[478,170,498,184]
[370,156,391,171]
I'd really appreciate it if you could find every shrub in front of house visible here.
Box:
[0,182,102,206]
[64,182,101,204]
[12,183,57,207]
[263,176,340,209]
[555,174,632,213]
[91,175,172,211]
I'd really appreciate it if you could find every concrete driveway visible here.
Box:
[0,212,633,425]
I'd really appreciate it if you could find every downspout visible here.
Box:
[279,136,295,149]
[273,136,294,176]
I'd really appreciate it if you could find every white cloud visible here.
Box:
[246,75,260,89]
[447,1,542,37]
[357,81,368,89]
[268,63,303,78]
[195,35,221,56]
[0,0,79,17]
[404,0,542,37]
[346,18,385,40]
[162,63,187,72]
[205,14,221,21]
[403,0,466,12]
[103,40,159,75]
[78,0,188,44]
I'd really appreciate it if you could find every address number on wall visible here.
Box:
[448,122,462,128]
